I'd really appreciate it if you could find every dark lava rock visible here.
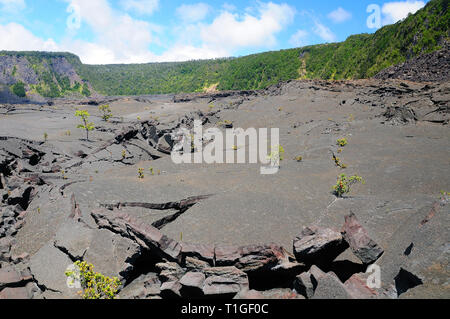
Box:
[382,106,417,125]
[375,44,450,82]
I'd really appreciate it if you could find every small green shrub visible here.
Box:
[337,138,348,147]
[333,174,364,197]
[98,104,112,121]
[65,261,120,299]
[138,168,144,179]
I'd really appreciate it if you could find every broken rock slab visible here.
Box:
[83,228,141,282]
[293,226,349,265]
[119,272,161,299]
[54,219,93,260]
[312,271,353,299]
[341,213,384,264]
[29,242,79,299]
[91,208,182,262]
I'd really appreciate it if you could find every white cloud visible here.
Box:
[0,1,297,64]
[0,22,58,51]
[313,21,336,42]
[382,1,425,25]
[176,3,211,23]
[289,29,308,47]
[120,0,159,15]
[328,7,352,23]
[158,44,228,62]
[0,0,25,12]
[200,2,296,52]
[60,0,161,64]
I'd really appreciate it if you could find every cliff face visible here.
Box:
[0,52,94,101]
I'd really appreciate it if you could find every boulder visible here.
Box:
[156,134,174,154]
[156,261,186,282]
[179,272,205,297]
[294,272,315,299]
[341,213,384,264]
[344,273,378,299]
[202,266,249,297]
[119,272,161,299]
[293,226,348,265]
[312,271,353,299]
[185,256,211,270]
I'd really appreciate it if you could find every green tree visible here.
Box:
[75,110,95,141]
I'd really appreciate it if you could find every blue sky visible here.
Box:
[0,0,429,64]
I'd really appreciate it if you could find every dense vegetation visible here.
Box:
[0,0,448,97]
[0,51,90,98]
[10,81,26,97]
[80,0,449,95]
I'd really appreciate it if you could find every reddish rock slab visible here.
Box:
[344,274,378,299]
[341,213,384,264]
[215,243,290,273]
